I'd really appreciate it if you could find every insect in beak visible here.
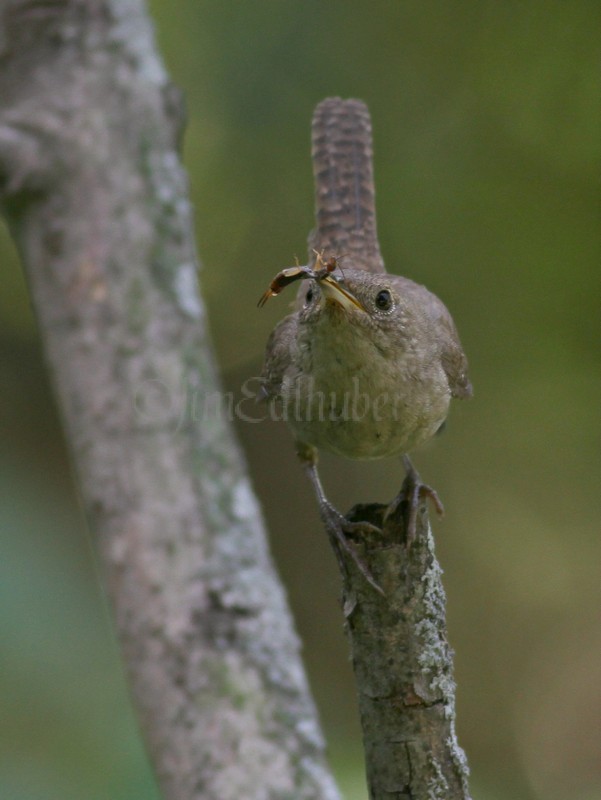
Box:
[257,264,311,307]
[257,250,345,308]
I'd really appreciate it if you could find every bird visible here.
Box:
[258,98,472,591]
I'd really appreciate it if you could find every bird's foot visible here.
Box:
[299,450,385,594]
[317,500,385,596]
[384,455,444,546]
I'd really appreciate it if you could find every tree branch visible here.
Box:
[309,97,472,799]
[0,3,341,799]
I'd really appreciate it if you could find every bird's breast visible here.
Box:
[281,317,450,459]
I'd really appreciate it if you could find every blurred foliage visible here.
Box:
[1,1,600,798]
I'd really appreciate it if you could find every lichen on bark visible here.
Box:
[0,3,341,799]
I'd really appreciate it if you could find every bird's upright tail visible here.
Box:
[309,97,385,274]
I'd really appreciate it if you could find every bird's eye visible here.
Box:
[305,286,314,305]
[375,289,393,311]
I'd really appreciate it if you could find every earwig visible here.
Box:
[257,251,346,307]
[257,264,313,308]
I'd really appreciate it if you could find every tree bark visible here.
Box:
[309,98,472,799]
[0,3,341,799]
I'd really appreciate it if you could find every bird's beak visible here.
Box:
[319,275,366,312]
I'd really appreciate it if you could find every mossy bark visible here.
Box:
[0,4,340,799]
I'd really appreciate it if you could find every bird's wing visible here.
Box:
[258,312,298,401]
[394,276,472,399]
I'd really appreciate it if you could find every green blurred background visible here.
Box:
[1,2,600,798]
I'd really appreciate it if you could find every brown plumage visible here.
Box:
[258,98,472,586]
[260,265,471,461]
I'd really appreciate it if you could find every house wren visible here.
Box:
[259,98,471,590]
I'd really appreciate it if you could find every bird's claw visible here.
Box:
[318,502,385,595]
[385,456,444,546]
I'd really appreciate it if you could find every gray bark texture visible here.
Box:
[0,3,341,800]
[309,98,472,800]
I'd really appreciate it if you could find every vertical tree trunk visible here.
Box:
[0,4,340,799]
